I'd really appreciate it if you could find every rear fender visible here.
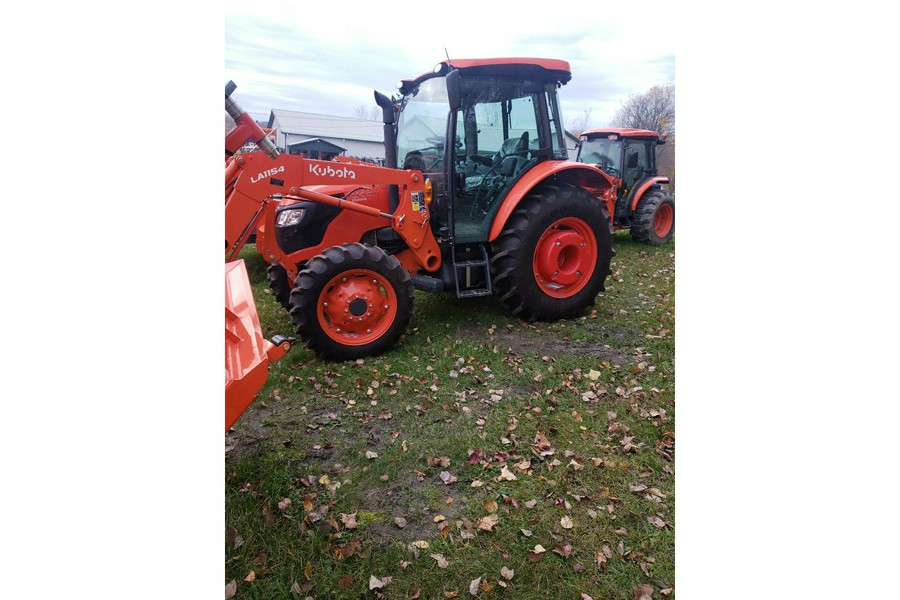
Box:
[487,162,615,242]
[628,177,670,212]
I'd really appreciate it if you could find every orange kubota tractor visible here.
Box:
[575,128,674,245]
[226,58,617,361]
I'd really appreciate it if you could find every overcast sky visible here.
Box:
[224,1,675,131]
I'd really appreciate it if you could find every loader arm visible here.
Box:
[224,86,441,281]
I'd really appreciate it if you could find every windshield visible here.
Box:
[397,77,450,172]
[578,137,620,173]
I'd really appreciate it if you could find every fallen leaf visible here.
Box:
[369,575,386,590]
[470,480,484,488]
[277,497,292,512]
[410,588,421,598]
[431,553,450,568]
[244,571,256,583]
[532,544,547,554]
[434,514,446,523]
[595,549,608,567]
[582,594,595,600]
[633,583,654,600]
[411,540,429,549]
[440,471,458,485]
[395,516,407,529]
[444,592,459,599]
[338,575,354,589]
[524,499,538,509]
[469,577,482,595]
[560,515,574,529]
[484,499,498,513]
[500,566,514,580]
[647,516,667,529]
[225,580,237,599]
[340,513,358,530]
[365,450,379,459]
[520,528,532,537]
[477,514,499,531]
[497,466,518,481]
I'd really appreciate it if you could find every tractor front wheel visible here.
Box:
[490,183,613,321]
[289,243,414,360]
[266,263,293,310]
[630,190,675,245]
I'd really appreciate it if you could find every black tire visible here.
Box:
[289,243,414,360]
[266,263,293,310]
[490,183,614,321]
[630,190,675,245]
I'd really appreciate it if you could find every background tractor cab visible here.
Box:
[576,128,675,245]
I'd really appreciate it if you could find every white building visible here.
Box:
[267,110,385,163]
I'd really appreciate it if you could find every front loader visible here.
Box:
[226,58,618,361]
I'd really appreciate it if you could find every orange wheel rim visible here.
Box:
[317,269,397,346]
[654,204,673,237]
[532,217,597,298]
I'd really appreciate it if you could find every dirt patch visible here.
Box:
[486,324,635,365]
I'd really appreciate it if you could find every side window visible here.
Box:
[623,142,651,188]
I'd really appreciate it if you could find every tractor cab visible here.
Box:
[394,59,573,245]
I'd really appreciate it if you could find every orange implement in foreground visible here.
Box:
[225,260,291,431]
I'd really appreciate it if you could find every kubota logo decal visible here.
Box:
[309,164,357,179]
[250,165,285,183]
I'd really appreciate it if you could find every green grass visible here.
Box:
[226,232,675,599]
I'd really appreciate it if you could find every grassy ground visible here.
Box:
[226,231,675,599]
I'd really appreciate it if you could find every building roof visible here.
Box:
[268,109,383,143]
[288,138,347,153]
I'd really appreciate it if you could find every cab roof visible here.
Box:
[581,128,662,140]
[399,58,571,95]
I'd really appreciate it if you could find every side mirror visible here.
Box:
[447,69,461,111]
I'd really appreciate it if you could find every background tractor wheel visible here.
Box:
[630,190,675,245]
[266,263,293,310]
[289,243,414,361]
[490,183,613,321]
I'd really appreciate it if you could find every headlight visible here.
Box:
[276,208,305,227]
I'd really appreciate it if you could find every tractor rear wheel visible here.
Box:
[289,243,414,360]
[266,263,293,310]
[490,183,613,321]
[630,190,675,245]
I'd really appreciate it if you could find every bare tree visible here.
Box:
[354,104,381,121]
[569,108,592,137]
[611,84,675,139]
